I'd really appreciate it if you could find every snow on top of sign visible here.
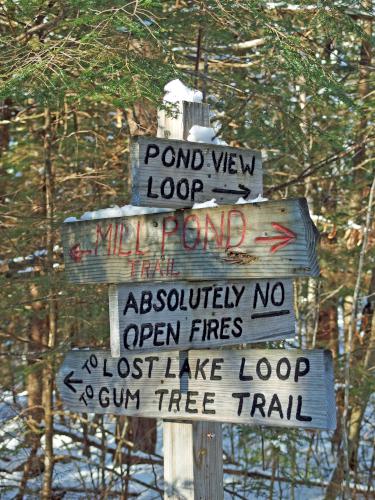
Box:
[187,125,228,146]
[192,199,218,209]
[64,204,172,223]
[163,79,203,103]
[236,194,268,204]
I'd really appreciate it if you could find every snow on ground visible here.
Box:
[0,389,373,498]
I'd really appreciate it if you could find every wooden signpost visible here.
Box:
[109,279,295,356]
[131,136,262,208]
[59,96,335,500]
[57,348,336,431]
[61,198,319,284]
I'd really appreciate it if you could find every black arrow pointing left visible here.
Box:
[64,370,83,393]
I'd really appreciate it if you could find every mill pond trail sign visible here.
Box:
[131,136,263,208]
[57,348,336,431]
[109,279,295,356]
[61,198,319,284]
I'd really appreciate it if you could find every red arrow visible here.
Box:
[69,243,92,263]
[255,222,297,253]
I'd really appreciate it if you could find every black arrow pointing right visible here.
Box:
[64,370,83,393]
[212,184,251,198]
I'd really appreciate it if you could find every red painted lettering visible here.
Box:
[204,212,224,250]
[141,260,151,278]
[162,215,178,254]
[183,214,201,251]
[95,224,113,256]
[118,224,132,256]
[226,210,246,249]
[135,221,145,255]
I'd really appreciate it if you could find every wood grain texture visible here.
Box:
[109,279,295,357]
[61,198,319,284]
[57,348,336,431]
[163,420,223,500]
[131,136,262,208]
[157,101,210,141]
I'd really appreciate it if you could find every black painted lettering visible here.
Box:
[191,179,203,200]
[139,323,153,347]
[267,393,284,419]
[213,286,223,308]
[276,358,291,380]
[123,292,138,315]
[155,388,168,411]
[123,324,138,350]
[146,176,158,199]
[239,357,253,381]
[166,321,180,346]
[103,358,113,377]
[228,153,237,174]
[295,357,310,382]
[117,357,130,378]
[239,154,255,175]
[271,282,284,306]
[179,358,192,379]
[113,388,124,407]
[153,289,167,312]
[165,357,176,378]
[202,392,216,414]
[176,178,189,200]
[160,177,174,199]
[154,322,166,347]
[132,358,143,379]
[98,387,110,408]
[85,385,94,399]
[144,356,159,378]
[232,317,243,337]
[161,146,176,167]
[233,285,245,307]
[168,389,182,411]
[191,149,204,170]
[189,319,201,342]
[210,358,224,380]
[256,357,272,380]
[195,358,209,380]
[296,395,312,422]
[144,144,159,164]
[232,392,250,416]
[253,282,269,309]
[125,389,140,410]
[219,316,230,339]
[140,291,152,314]
[250,393,266,417]
[176,147,190,168]
[185,391,198,413]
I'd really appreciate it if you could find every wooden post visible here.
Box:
[159,101,224,500]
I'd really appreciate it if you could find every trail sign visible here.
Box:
[109,279,295,356]
[61,198,319,284]
[57,348,336,431]
[131,136,262,208]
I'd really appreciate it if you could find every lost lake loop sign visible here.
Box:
[57,348,336,431]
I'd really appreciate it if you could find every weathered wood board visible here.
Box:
[131,136,262,208]
[109,279,295,356]
[57,348,336,430]
[61,198,319,284]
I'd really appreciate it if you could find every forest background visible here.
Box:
[0,1,374,499]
